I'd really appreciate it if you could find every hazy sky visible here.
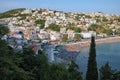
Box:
[0,0,120,14]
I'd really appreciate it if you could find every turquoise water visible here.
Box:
[76,42,120,77]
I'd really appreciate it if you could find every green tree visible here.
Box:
[62,34,68,42]
[66,23,81,33]
[66,23,75,30]
[18,14,30,20]
[68,60,82,80]
[75,14,85,21]
[103,28,113,35]
[74,34,80,39]
[102,17,108,22]
[49,63,68,80]
[100,62,120,80]
[74,27,81,33]
[112,71,120,80]
[99,62,112,80]
[0,41,32,80]
[0,24,9,37]
[35,19,45,29]
[74,34,81,42]
[88,24,105,34]
[19,47,36,71]
[47,23,60,32]
[32,51,50,80]
[0,26,32,80]
[117,17,120,22]
[86,36,98,80]
[116,28,120,35]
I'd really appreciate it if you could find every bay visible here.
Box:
[76,42,120,77]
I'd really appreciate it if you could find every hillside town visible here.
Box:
[0,8,120,62]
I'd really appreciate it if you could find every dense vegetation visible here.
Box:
[74,34,81,41]
[0,44,83,80]
[47,23,60,32]
[0,8,25,18]
[35,19,45,29]
[18,14,31,20]
[61,34,68,42]
[0,24,9,36]
[67,23,81,33]
[88,24,105,34]
[100,62,120,80]
[88,24,113,35]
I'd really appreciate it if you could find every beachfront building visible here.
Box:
[81,31,96,39]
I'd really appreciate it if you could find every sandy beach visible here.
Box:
[64,36,120,52]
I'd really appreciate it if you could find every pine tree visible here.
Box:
[99,62,112,80]
[100,62,120,80]
[86,36,98,80]
[68,60,83,80]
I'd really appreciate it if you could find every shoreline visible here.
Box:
[64,36,120,52]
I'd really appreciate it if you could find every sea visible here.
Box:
[75,42,120,77]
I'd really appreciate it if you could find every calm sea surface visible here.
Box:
[76,42,120,77]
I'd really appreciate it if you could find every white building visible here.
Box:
[50,31,60,41]
[21,9,32,14]
[8,22,15,32]
[13,34,22,39]
[81,31,96,39]
[50,48,55,62]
